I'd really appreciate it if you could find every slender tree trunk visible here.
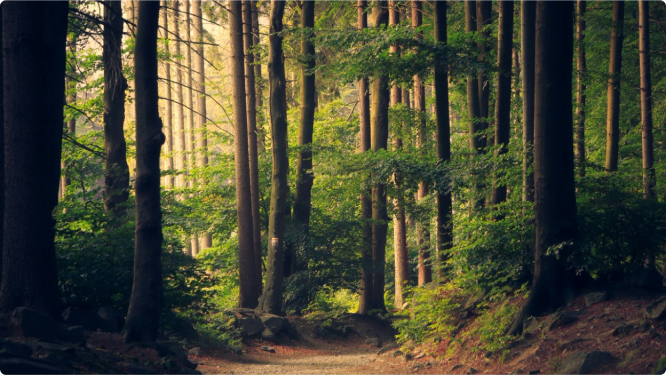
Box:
[259,0,289,315]
[103,0,130,216]
[293,0,316,278]
[434,0,452,282]
[122,0,164,343]
[192,1,212,248]
[357,0,374,315]
[173,1,186,189]
[490,1,513,207]
[0,1,67,316]
[161,3,175,188]
[230,0,260,309]
[466,1,481,153]
[507,1,576,336]
[62,36,77,198]
[476,0,491,150]
[575,1,587,178]
[184,0,199,255]
[639,0,654,201]
[243,0,263,293]
[522,1,535,203]
[251,1,265,149]
[605,1,624,172]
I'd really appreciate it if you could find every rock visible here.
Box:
[626,267,665,292]
[484,351,493,358]
[97,307,125,332]
[644,296,666,321]
[61,325,85,344]
[281,319,299,340]
[40,352,74,370]
[260,346,275,353]
[529,370,541,375]
[414,353,426,359]
[259,314,285,334]
[377,343,399,355]
[236,316,264,336]
[611,323,634,337]
[450,364,464,371]
[365,337,381,347]
[469,367,478,374]
[188,347,201,356]
[524,316,541,334]
[10,307,81,343]
[393,350,403,357]
[153,341,197,370]
[584,291,610,307]
[544,312,579,331]
[62,307,114,332]
[557,351,613,374]
[0,357,68,374]
[0,339,33,358]
[261,327,277,342]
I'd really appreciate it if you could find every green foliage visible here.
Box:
[394,284,459,346]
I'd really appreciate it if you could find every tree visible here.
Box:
[476,0,491,150]
[173,1,186,189]
[575,1,587,178]
[122,0,164,343]
[230,0,260,309]
[259,0,289,315]
[508,1,576,336]
[434,0,452,281]
[604,1,624,173]
[490,1,513,207]
[293,0,317,273]
[184,0,199,255]
[0,1,68,316]
[161,2,175,188]
[521,1,535,203]
[103,0,130,216]
[243,0,263,289]
[465,1,482,154]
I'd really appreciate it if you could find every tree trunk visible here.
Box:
[192,1,212,248]
[521,1,535,203]
[0,1,67,316]
[62,35,77,198]
[184,0,199,254]
[122,0,164,343]
[293,0,316,277]
[507,1,576,336]
[243,0,263,294]
[357,0,374,316]
[103,0,130,216]
[639,0,654,201]
[476,0,491,150]
[490,1,513,207]
[259,0,289,315]
[230,0,260,309]
[161,2,175,188]
[604,1,624,173]
[575,1,586,178]
[465,1,481,153]
[172,1,186,189]
[251,1,265,148]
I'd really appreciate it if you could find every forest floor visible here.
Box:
[194,287,666,375]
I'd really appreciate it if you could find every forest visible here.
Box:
[1,0,666,374]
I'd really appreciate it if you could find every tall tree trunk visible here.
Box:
[490,1,513,207]
[192,1,212,248]
[370,0,389,312]
[293,0,316,277]
[507,1,576,336]
[173,1,186,189]
[0,1,68,316]
[184,0,199,255]
[161,3,175,188]
[259,0,289,315]
[230,0,260,309]
[639,0,654,201]
[103,0,130,216]
[357,0,374,315]
[251,1,265,148]
[243,0,263,294]
[521,1,535,203]
[604,1,624,173]
[466,1,481,153]
[62,35,77,198]
[434,0,452,281]
[122,0,164,343]
[575,1,587,178]
[476,0,491,150]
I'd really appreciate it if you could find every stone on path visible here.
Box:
[557,350,612,374]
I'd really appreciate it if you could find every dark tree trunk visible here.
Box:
[243,0,263,294]
[103,0,130,216]
[521,1,535,203]
[575,1,587,178]
[490,1,513,207]
[230,0,260,309]
[476,0,491,150]
[434,0,452,281]
[122,0,164,343]
[507,1,576,336]
[605,1,624,173]
[639,0,654,201]
[465,1,482,153]
[0,5,3,279]
[0,1,67,316]
[357,0,374,316]
[259,0,288,315]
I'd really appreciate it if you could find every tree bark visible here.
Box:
[161,2,175,188]
[465,1,481,153]
[251,1,265,148]
[575,1,587,178]
[103,0,130,216]
[122,0,164,343]
[230,0,260,309]
[490,0,513,207]
[172,1,186,189]
[434,0,452,282]
[521,1,535,203]
[476,0,491,150]
[0,1,67,316]
[507,1,576,336]
[62,35,77,198]
[604,1,624,173]
[184,0,199,254]
[259,0,289,315]
[639,0,655,201]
